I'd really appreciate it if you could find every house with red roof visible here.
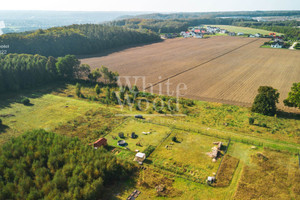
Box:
[90,138,107,149]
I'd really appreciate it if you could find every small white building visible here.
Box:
[237,32,244,36]
[220,29,228,34]
[134,152,146,164]
[271,43,283,48]
[255,33,262,37]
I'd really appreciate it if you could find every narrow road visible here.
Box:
[289,42,298,50]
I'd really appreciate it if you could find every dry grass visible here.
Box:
[234,149,300,200]
[150,130,224,182]
[214,155,239,187]
[137,168,183,198]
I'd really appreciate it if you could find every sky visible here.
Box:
[0,0,299,12]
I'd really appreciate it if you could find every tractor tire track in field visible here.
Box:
[145,38,261,90]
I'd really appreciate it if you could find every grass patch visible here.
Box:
[0,94,108,144]
[150,130,225,182]
[106,119,171,152]
[214,155,239,187]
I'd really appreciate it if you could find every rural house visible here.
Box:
[271,42,284,48]
[254,33,262,37]
[90,138,107,149]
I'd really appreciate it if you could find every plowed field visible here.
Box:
[80,36,300,111]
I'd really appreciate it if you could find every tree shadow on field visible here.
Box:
[276,110,300,120]
[0,81,69,110]
[0,124,9,134]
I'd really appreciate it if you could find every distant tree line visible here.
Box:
[233,21,300,40]
[108,18,245,33]
[122,11,300,20]
[0,130,135,200]
[0,24,161,57]
[110,16,300,40]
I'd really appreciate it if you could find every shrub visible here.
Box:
[249,117,255,125]
[75,83,82,97]
[172,136,177,142]
[95,84,101,95]
[0,119,2,126]
[21,98,30,105]
[118,132,125,138]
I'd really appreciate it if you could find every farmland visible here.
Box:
[205,25,283,35]
[80,36,300,112]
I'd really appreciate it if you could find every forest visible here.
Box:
[0,24,161,57]
[0,130,134,200]
[108,18,242,33]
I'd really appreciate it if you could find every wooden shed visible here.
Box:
[90,138,107,149]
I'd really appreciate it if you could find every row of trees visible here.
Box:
[123,11,300,20]
[0,53,118,93]
[0,130,135,200]
[233,21,300,40]
[0,24,161,57]
[251,83,300,116]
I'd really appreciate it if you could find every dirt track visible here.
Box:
[80,36,300,111]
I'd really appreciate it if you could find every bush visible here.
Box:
[0,119,2,126]
[172,136,177,142]
[75,83,82,98]
[249,117,255,125]
[21,98,30,105]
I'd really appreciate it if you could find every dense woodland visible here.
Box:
[0,130,134,200]
[0,54,85,93]
[0,24,161,57]
[0,53,119,94]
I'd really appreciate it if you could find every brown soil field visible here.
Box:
[80,36,300,112]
